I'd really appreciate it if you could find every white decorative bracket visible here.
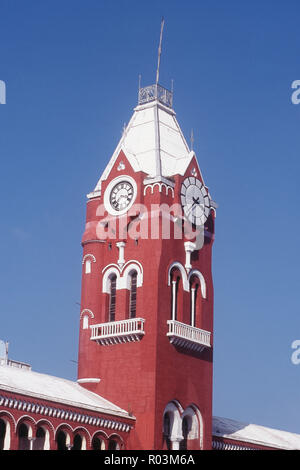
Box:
[116,241,126,268]
[184,241,196,273]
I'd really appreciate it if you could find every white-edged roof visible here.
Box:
[0,364,131,419]
[213,416,300,450]
[91,99,195,196]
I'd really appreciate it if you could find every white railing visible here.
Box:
[0,358,31,370]
[167,320,211,353]
[90,318,145,345]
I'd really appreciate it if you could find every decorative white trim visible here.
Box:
[212,440,255,451]
[144,175,175,187]
[167,262,189,292]
[122,263,143,289]
[77,378,101,384]
[35,418,56,435]
[80,309,95,320]
[0,410,17,431]
[102,261,143,292]
[117,161,126,171]
[102,267,121,294]
[188,269,206,299]
[144,180,175,198]
[87,190,101,199]
[122,260,143,276]
[116,241,126,268]
[168,262,206,298]
[82,254,96,265]
[91,430,109,440]
[80,309,95,329]
[184,242,196,273]
[0,394,133,434]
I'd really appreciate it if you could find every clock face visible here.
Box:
[109,181,134,212]
[180,177,210,226]
[104,176,137,216]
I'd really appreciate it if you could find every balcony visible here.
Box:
[167,320,211,353]
[90,318,145,345]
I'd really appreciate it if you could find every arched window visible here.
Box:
[189,277,200,327]
[72,434,82,450]
[181,405,203,450]
[162,401,184,450]
[92,436,105,450]
[18,423,30,450]
[163,413,172,450]
[83,315,89,329]
[108,438,120,450]
[0,419,6,450]
[33,427,46,450]
[56,430,68,450]
[108,274,117,322]
[85,259,92,274]
[0,417,10,450]
[189,275,201,328]
[170,268,181,321]
[129,271,137,319]
[180,416,191,450]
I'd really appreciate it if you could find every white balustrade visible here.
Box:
[167,320,211,352]
[90,318,145,345]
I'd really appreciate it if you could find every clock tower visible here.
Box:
[77,82,216,450]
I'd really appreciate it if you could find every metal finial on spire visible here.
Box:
[5,342,9,365]
[138,19,173,109]
[190,129,194,151]
[155,17,165,85]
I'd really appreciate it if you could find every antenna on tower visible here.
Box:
[155,17,165,85]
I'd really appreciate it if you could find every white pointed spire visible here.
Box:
[88,84,199,198]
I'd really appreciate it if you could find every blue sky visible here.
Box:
[1,0,300,434]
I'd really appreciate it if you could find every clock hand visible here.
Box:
[186,200,198,216]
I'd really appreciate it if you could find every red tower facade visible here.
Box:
[77,83,216,450]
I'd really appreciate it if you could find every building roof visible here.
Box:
[0,363,132,419]
[213,416,300,450]
[90,84,201,198]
